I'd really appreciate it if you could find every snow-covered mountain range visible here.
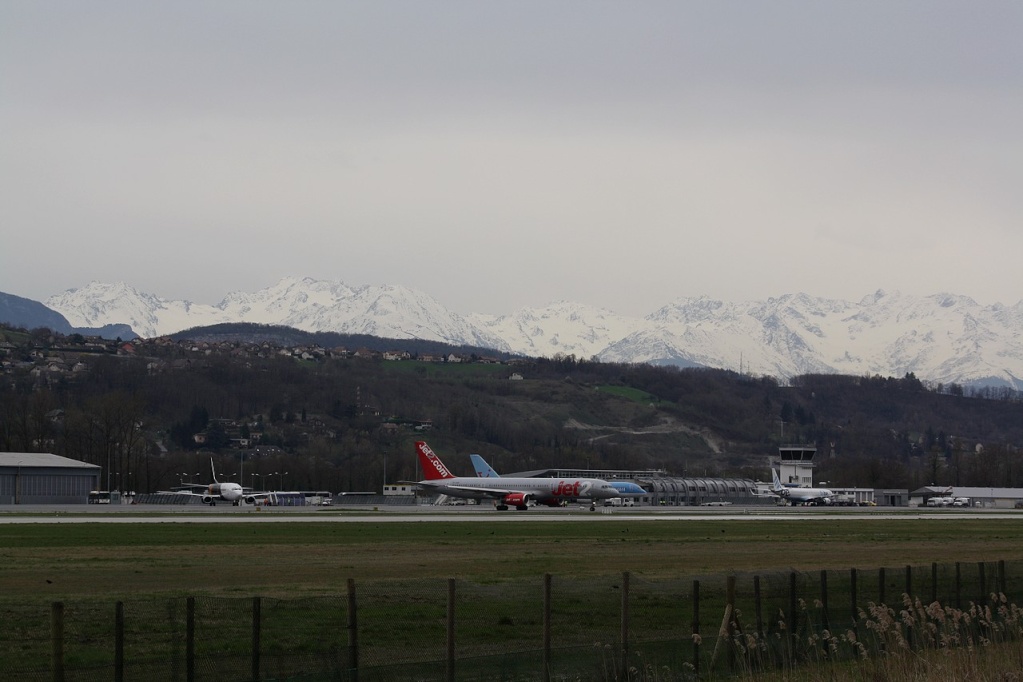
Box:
[42,278,1023,390]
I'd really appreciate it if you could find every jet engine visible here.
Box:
[501,492,533,510]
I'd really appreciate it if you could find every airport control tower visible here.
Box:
[772,445,818,487]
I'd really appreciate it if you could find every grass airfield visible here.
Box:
[3,507,1023,602]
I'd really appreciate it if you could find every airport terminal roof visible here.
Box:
[0,452,100,469]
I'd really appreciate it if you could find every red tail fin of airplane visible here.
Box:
[416,441,455,480]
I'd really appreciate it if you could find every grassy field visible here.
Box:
[4,514,1023,680]
[3,515,1023,602]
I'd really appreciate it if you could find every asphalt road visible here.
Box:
[2,504,1021,523]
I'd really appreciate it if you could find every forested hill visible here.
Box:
[1,323,1021,494]
[168,322,518,360]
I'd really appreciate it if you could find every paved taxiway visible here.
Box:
[2,504,1021,523]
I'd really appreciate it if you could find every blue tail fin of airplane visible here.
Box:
[470,454,500,478]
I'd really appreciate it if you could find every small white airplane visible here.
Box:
[771,468,833,506]
[173,458,245,506]
[414,441,619,511]
[469,453,647,497]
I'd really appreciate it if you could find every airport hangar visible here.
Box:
[0,452,100,504]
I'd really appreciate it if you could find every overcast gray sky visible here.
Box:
[2,1,1021,316]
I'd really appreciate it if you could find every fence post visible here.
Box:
[692,580,700,678]
[820,570,829,632]
[726,575,736,673]
[955,562,962,609]
[788,572,797,669]
[849,568,858,634]
[949,564,957,609]
[999,560,1007,597]
[252,596,261,682]
[186,596,195,682]
[710,576,736,672]
[931,563,938,604]
[754,575,763,638]
[446,578,456,682]
[978,562,987,605]
[620,571,630,679]
[908,564,916,650]
[347,578,358,682]
[878,567,885,606]
[542,573,552,682]
[115,601,124,682]
[51,601,64,682]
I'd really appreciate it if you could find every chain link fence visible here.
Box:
[2,559,1021,681]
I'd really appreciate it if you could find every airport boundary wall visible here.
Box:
[4,559,1023,681]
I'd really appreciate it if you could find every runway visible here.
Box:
[2,504,1021,523]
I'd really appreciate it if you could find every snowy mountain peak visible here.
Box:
[41,278,1023,391]
[46,281,167,333]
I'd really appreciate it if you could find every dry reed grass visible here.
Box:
[715,592,1023,682]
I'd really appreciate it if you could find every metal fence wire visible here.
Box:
[1,559,1020,681]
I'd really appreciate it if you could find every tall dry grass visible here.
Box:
[720,592,1023,682]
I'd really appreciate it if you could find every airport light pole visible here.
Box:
[279,471,287,490]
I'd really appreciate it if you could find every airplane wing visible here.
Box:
[416,481,519,499]
[445,484,523,498]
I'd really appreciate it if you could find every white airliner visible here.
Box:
[771,469,833,506]
[469,453,647,497]
[414,441,619,510]
[173,459,245,506]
